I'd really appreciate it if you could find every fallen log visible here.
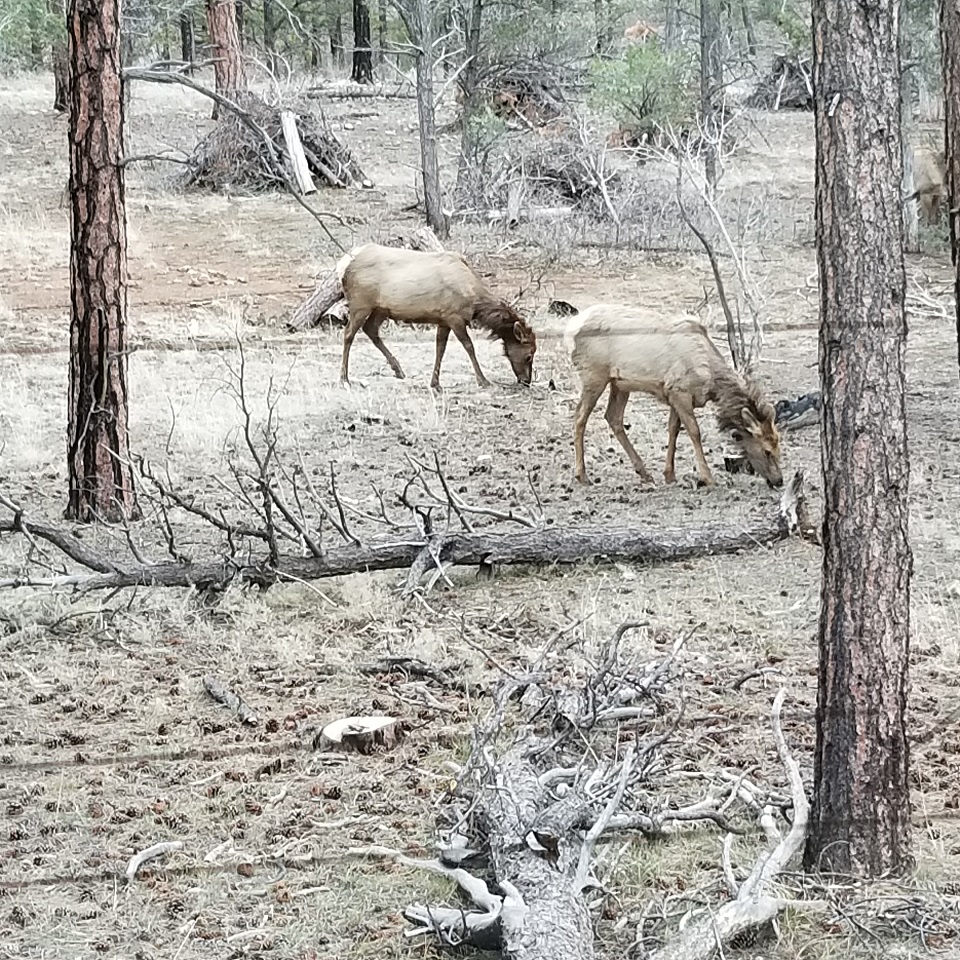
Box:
[0,472,809,593]
[286,226,446,332]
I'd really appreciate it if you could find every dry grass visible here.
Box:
[0,71,958,960]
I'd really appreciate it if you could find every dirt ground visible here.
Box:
[1,70,959,960]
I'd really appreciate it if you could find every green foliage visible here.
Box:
[588,41,696,135]
[0,0,63,69]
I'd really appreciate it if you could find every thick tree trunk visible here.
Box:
[942,0,960,376]
[351,0,374,83]
[179,12,195,64]
[65,0,139,524]
[804,0,912,876]
[699,0,723,192]
[205,0,247,120]
[740,0,757,57]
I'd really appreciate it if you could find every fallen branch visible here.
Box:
[124,840,184,883]
[0,471,809,593]
[647,689,821,960]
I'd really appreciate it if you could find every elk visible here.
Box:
[911,146,946,226]
[337,243,537,389]
[565,305,783,489]
[624,19,659,42]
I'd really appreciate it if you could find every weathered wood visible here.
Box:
[480,742,595,959]
[944,0,960,376]
[0,472,808,593]
[280,110,316,195]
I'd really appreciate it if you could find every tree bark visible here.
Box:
[804,0,912,877]
[942,0,960,376]
[377,0,387,63]
[455,0,483,201]
[393,1,447,237]
[263,0,276,71]
[205,0,247,120]
[65,0,139,523]
[235,0,245,47]
[328,0,345,67]
[699,0,723,193]
[351,0,374,83]
[179,11,195,64]
[53,42,69,111]
[901,33,919,253]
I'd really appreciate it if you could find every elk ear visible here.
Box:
[741,407,762,435]
[514,320,528,342]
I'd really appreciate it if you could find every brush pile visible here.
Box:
[746,55,814,111]
[184,95,369,192]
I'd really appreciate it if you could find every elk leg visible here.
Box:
[451,323,491,388]
[573,380,607,484]
[663,407,681,484]
[604,385,653,484]
[340,308,368,384]
[362,311,405,380]
[670,395,714,486]
[431,325,451,390]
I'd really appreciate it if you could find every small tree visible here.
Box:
[65,0,139,522]
[804,0,912,875]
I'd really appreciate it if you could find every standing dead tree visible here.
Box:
[391,0,449,237]
[943,0,960,376]
[351,630,811,959]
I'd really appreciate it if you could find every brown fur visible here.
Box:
[624,19,659,42]
[564,305,783,488]
[338,243,537,389]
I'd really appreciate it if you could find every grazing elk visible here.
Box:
[624,19,659,43]
[910,146,946,226]
[337,243,537,389]
[565,305,783,489]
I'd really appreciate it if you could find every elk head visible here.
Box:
[731,403,783,488]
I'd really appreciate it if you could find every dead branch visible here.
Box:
[203,675,259,726]
[0,472,809,594]
[647,689,822,960]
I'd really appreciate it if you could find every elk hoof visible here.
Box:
[663,471,676,485]
[637,471,655,486]
[393,369,406,380]
[575,473,590,485]
[696,476,716,489]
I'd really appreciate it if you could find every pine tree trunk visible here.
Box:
[206,0,247,120]
[328,0,344,68]
[455,0,484,201]
[351,0,373,83]
[179,12,195,64]
[804,0,912,876]
[943,0,960,376]
[65,0,139,523]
